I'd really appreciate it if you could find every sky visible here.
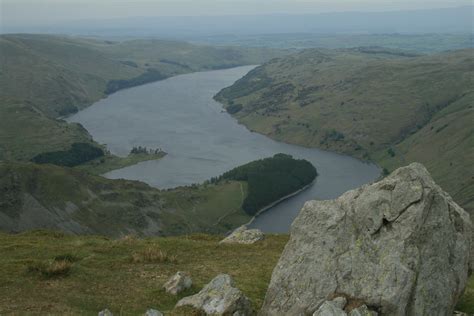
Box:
[1,0,472,27]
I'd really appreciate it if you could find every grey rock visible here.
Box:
[176,274,252,315]
[331,297,347,310]
[220,226,264,244]
[261,163,472,316]
[163,271,192,295]
[145,309,163,316]
[349,305,378,316]
[98,309,113,316]
[313,300,347,316]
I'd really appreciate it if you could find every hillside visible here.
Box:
[0,34,283,161]
[0,231,472,314]
[0,154,316,236]
[0,162,248,236]
[215,48,474,215]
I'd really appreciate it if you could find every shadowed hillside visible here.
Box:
[0,154,315,236]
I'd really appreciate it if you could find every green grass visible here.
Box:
[215,48,474,215]
[0,231,288,315]
[0,230,472,314]
[75,152,167,175]
[457,276,474,313]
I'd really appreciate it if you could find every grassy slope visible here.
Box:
[0,34,283,161]
[75,152,167,175]
[0,231,472,314]
[215,48,474,214]
[0,162,250,237]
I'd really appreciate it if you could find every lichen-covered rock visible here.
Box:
[313,299,347,316]
[144,309,163,316]
[261,163,472,316]
[349,305,378,316]
[176,274,252,315]
[163,271,192,295]
[220,226,264,244]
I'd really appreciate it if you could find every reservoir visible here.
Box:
[67,66,380,232]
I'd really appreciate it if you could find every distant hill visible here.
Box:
[215,48,474,215]
[0,34,283,161]
[196,33,473,53]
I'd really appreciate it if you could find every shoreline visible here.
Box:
[243,180,316,227]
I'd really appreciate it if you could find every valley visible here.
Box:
[1,1,474,314]
[66,66,379,232]
[0,34,283,162]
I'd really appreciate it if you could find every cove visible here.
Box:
[67,66,380,233]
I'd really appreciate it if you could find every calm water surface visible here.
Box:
[68,66,380,232]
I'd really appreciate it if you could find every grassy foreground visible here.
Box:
[0,231,288,315]
[0,231,472,314]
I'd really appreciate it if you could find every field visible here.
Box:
[0,231,472,314]
[215,48,474,215]
[0,231,288,315]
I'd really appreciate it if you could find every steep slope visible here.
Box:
[215,48,474,214]
[0,155,315,236]
[0,162,248,236]
[0,34,283,161]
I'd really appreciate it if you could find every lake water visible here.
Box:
[67,66,380,233]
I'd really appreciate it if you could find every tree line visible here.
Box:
[31,143,104,167]
[213,153,317,215]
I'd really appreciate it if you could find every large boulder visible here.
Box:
[220,226,265,244]
[261,163,471,316]
[176,274,252,315]
[163,271,192,295]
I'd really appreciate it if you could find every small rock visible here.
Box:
[98,309,113,316]
[349,305,378,316]
[313,300,347,316]
[163,271,192,295]
[220,226,264,244]
[176,274,252,315]
[145,309,163,316]
[331,297,347,310]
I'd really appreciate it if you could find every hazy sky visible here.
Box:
[1,0,472,26]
